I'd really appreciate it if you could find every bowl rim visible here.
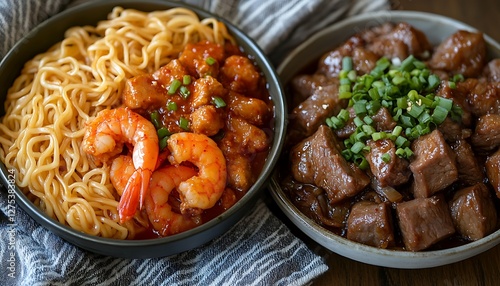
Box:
[272,10,500,268]
[0,0,287,258]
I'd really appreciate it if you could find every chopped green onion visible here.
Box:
[179,117,189,130]
[159,136,168,150]
[371,131,386,141]
[212,96,226,108]
[183,75,192,85]
[381,153,391,163]
[351,141,366,154]
[179,86,190,99]
[342,56,353,71]
[338,109,350,122]
[431,105,448,124]
[448,81,456,89]
[150,110,161,129]
[157,127,171,139]
[168,79,182,95]
[205,56,216,65]
[167,101,178,111]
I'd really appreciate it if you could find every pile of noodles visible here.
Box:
[0,7,235,239]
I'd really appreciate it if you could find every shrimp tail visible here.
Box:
[118,168,151,223]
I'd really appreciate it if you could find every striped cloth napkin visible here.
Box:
[0,0,389,285]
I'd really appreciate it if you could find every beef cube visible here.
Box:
[471,114,500,151]
[396,196,456,251]
[436,79,474,127]
[288,79,345,138]
[486,148,500,198]
[483,59,500,82]
[318,37,377,78]
[466,79,500,117]
[449,183,497,241]
[367,22,432,60]
[281,176,350,228]
[366,139,411,187]
[371,107,397,132]
[333,107,357,139]
[450,140,485,185]
[289,74,329,107]
[346,201,395,248]
[437,117,472,142]
[290,125,370,204]
[429,30,487,77]
[409,130,458,198]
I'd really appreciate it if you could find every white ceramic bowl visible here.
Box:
[270,11,500,269]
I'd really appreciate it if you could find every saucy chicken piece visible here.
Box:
[428,30,487,78]
[190,105,224,136]
[365,139,411,187]
[347,201,395,248]
[122,73,167,110]
[409,130,458,198]
[483,59,500,82]
[290,125,370,204]
[179,40,225,78]
[486,148,500,199]
[449,183,497,241]
[191,76,227,109]
[220,55,261,94]
[396,195,455,251]
[227,91,270,126]
[471,113,500,151]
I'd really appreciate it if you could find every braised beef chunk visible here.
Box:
[466,79,500,117]
[449,183,497,241]
[290,125,370,204]
[317,37,378,78]
[371,107,397,132]
[289,74,329,107]
[471,114,500,151]
[483,59,500,82]
[288,78,344,140]
[346,201,395,248]
[436,78,474,126]
[409,130,458,198]
[450,140,485,185]
[366,22,432,60]
[396,196,455,251]
[281,175,349,228]
[486,148,500,199]
[429,30,487,77]
[437,118,472,142]
[333,107,357,139]
[366,139,411,187]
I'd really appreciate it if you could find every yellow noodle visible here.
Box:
[0,6,234,239]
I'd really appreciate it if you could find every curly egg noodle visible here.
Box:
[0,7,235,239]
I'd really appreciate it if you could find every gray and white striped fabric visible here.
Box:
[0,0,389,285]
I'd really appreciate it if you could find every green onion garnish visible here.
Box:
[167,101,178,111]
[179,117,189,130]
[183,75,191,85]
[205,56,216,65]
[179,86,190,99]
[326,54,464,168]
[212,96,226,108]
[168,79,181,95]
[150,110,161,129]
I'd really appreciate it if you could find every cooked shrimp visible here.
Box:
[82,107,159,223]
[146,165,201,236]
[167,132,227,215]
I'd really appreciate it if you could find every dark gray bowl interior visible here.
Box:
[0,0,286,258]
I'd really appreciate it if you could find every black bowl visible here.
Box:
[0,0,286,258]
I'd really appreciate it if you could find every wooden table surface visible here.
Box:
[309,0,500,285]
